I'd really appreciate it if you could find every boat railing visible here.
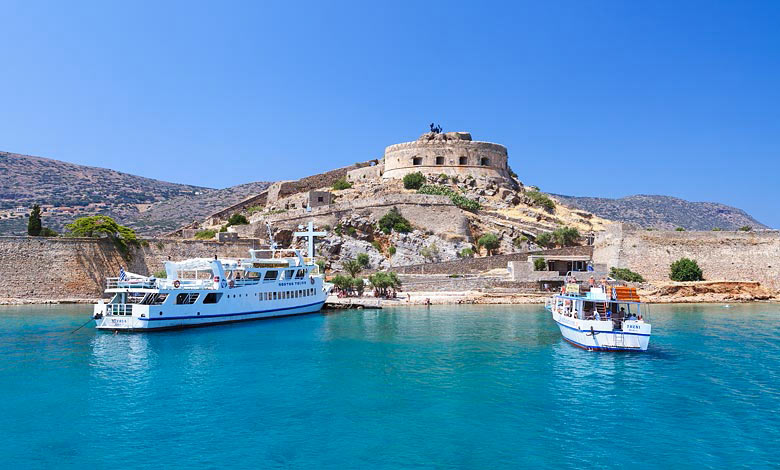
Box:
[106,278,157,289]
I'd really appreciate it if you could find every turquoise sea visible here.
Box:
[1,303,778,469]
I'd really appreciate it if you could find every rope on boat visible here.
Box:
[70,318,94,334]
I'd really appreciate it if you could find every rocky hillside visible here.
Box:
[0,150,270,236]
[551,194,768,231]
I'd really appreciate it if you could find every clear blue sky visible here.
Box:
[1,1,778,227]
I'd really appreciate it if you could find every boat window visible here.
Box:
[285,270,295,280]
[203,293,222,304]
[264,270,278,280]
[142,293,168,305]
[296,269,305,279]
[273,292,277,300]
[175,293,199,305]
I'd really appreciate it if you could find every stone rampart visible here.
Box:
[385,252,530,275]
[251,193,472,240]
[0,236,261,301]
[204,160,376,226]
[593,224,780,289]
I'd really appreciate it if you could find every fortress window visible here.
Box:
[412,157,422,166]
[317,196,324,202]
[480,157,490,166]
[435,156,444,165]
[459,157,468,165]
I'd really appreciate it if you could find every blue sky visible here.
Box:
[1,1,778,227]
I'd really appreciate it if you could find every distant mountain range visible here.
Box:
[552,194,768,231]
[0,151,270,235]
[0,150,768,236]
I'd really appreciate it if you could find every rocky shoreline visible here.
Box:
[4,281,777,307]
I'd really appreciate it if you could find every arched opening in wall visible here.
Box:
[459,156,467,165]
[412,157,422,166]
[435,156,444,165]
[480,157,490,166]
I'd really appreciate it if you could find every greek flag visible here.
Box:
[118,267,127,281]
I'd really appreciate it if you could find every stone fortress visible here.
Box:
[378,131,513,183]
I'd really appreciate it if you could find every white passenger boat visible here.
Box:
[93,223,330,331]
[545,281,652,351]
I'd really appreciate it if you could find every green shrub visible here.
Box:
[346,226,357,236]
[448,274,461,278]
[478,233,500,255]
[535,232,553,248]
[194,229,217,240]
[459,247,475,258]
[368,271,402,297]
[437,173,449,183]
[371,241,382,252]
[219,225,228,233]
[378,207,412,234]
[418,184,480,211]
[711,227,722,231]
[669,258,704,281]
[533,258,546,271]
[388,245,397,256]
[141,240,150,248]
[513,236,528,248]
[342,259,363,278]
[739,226,752,232]
[552,227,580,247]
[65,215,138,255]
[357,253,370,268]
[246,205,263,215]
[526,190,555,212]
[352,277,365,296]
[334,223,343,235]
[332,178,352,190]
[227,213,249,226]
[402,172,426,190]
[675,227,685,232]
[153,270,168,278]
[331,274,353,292]
[315,259,327,273]
[40,227,58,237]
[610,267,645,283]
[420,243,440,262]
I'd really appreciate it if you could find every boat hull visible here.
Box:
[552,311,651,351]
[95,300,326,331]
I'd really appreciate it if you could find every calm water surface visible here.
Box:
[1,303,778,469]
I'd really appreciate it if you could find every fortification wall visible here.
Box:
[382,136,511,182]
[0,237,260,301]
[205,160,376,225]
[246,193,473,240]
[386,252,530,275]
[593,224,780,288]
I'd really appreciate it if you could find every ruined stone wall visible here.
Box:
[387,252,530,275]
[593,224,780,288]
[383,137,511,182]
[249,193,473,241]
[0,237,260,300]
[347,162,384,183]
[205,160,376,225]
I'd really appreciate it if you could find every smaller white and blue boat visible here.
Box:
[546,281,651,351]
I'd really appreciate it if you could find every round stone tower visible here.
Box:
[382,131,512,184]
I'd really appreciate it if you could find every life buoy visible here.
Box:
[213,276,220,283]
[173,280,180,288]
[228,280,235,288]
